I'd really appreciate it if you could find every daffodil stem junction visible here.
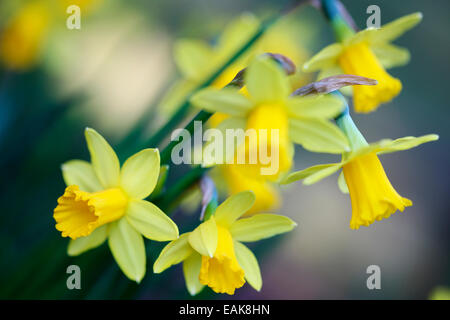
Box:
[321,0,356,42]
[333,91,368,151]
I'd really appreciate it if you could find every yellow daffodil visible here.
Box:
[303,13,422,112]
[160,13,311,115]
[53,128,179,282]
[0,0,102,71]
[153,191,296,295]
[191,56,349,180]
[283,112,438,229]
[0,2,50,70]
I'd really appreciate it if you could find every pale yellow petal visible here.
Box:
[62,160,102,192]
[302,43,343,72]
[67,225,108,256]
[233,241,262,291]
[229,214,297,242]
[246,56,290,104]
[153,234,193,273]
[371,43,410,69]
[214,191,255,228]
[108,218,146,283]
[289,118,350,154]
[188,216,218,257]
[120,148,160,199]
[286,95,344,119]
[371,12,423,44]
[174,39,214,79]
[190,87,253,117]
[282,163,342,185]
[85,128,120,188]
[183,253,205,296]
[126,199,178,241]
[337,171,349,194]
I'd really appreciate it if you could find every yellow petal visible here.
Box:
[174,39,214,79]
[229,214,297,242]
[85,128,120,188]
[120,149,160,199]
[289,118,350,154]
[337,171,349,194]
[214,191,255,228]
[54,186,128,239]
[108,218,146,283]
[371,12,423,44]
[188,216,218,257]
[371,43,410,69]
[286,95,344,119]
[338,42,402,113]
[62,160,102,192]
[282,163,342,185]
[183,253,205,296]
[302,43,343,72]
[234,241,262,291]
[154,234,193,273]
[343,153,412,229]
[190,87,253,117]
[126,199,178,241]
[246,56,290,104]
[67,225,108,256]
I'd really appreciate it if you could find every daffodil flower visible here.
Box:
[53,128,179,282]
[303,12,422,112]
[0,2,50,70]
[160,13,312,115]
[283,112,438,229]
[0,0,102,70]
[153,191,296,295]
[191,56,349,180]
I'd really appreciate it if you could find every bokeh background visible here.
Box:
[0,0,448,299]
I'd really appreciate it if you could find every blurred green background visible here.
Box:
[0,0,448,299]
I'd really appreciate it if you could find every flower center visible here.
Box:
[199,226,245,295]
[338,42,402,113]
[54,185,128,239]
